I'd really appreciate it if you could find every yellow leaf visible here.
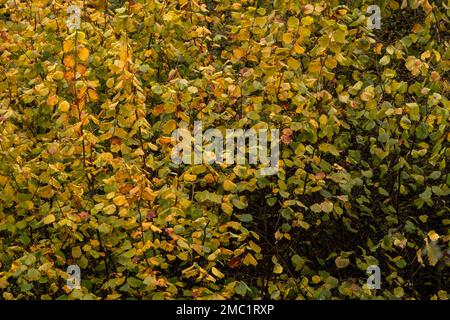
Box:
[243,253,257,266]
[309,118,319,128]
[158,136,174,145]
[433,50,441,62]
[58,101,70,113]
[183,173,197,182]
[255,16,267,28]
[119,39,128,63]
[103,204,117,215]
[221,202,233,215]
[428,231,440,241]
[88,89,98,101]
[106,78,115,88]
[301,16,314,26]
[298,220,310,230]
[308,59,322,73]
[293,44,305,54]
[248,241,261,253]
[47,95,59,106]
[298,27,311,39]
[35,84,49,96]
[38,185,54,199]
[319,114,328,126]
[43,214,55,225]
[360,85,375,102]
[320,200,334,213]
[223,179,236,192]
[287,57,300,70]
[273,263,283,274]
[163,10,177,22]
[325,57,337,69]
[412,23,422,33]
[187,86,198,94]
[0,175,9,186]
[106,294,122,300]
[162,119,177,134]
[211,267,224,279]
[63,39,74,53]
[177,239,190,250]
[287,16,299,29]
[53,71,65,80]
[72,246,82,258]
[113,195,127,206]
[233,48,245,60]
[63,55,75,68]
[78,47,89,61]
[282,32,293,44]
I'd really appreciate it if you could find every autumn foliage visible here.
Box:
[0,0,449,300]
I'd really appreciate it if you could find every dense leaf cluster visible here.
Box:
[0,0,449,299]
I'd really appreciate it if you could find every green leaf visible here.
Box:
[415,123,428,139]
[379,55,391,66]
[127,277,142,288]
[335,256,350,268]
[319,143,340,156]
[394,287,404,298]
[235,281,248,296]
[239,214,253,222]
[333,29,346,43]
